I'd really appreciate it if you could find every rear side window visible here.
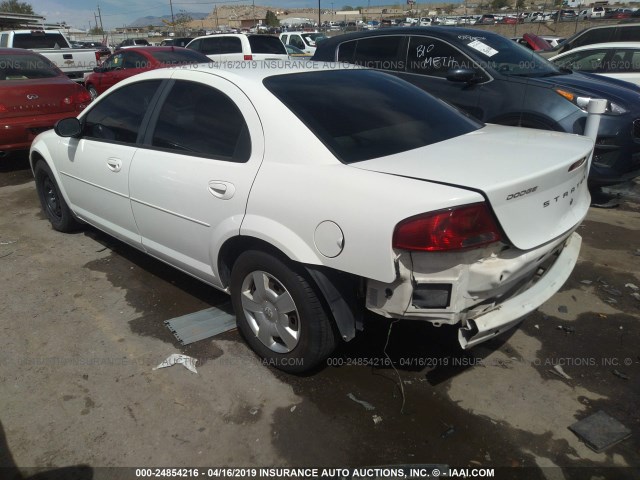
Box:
[337,40,357,62]
[248,35,286,54]
[351,36,405,71]
[264,70,482,164]
[0,53,60,79]
[0,34,7,47]
[150,80,251,162]
[218,37,242,54]
[617,26,640,42]
[570,28,613,49]
[149,49,209,64]
[83,80,161,144]
[199,37,223,55]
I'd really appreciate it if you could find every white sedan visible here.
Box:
[30,64,594,372]
[549,42,640,86]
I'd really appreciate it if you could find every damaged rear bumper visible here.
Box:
[365,231,582,349]
[459,232,581,348]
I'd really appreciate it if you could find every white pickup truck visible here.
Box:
[0,29,108,82]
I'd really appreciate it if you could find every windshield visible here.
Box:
[264,70,483,164]
[457,33,562,77]
[301,33,326,46]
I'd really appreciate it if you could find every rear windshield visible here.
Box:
[264,69,482,163]
[0,53,61,79]
[248,35,286,54]
[149,49,209,64]
[12,32,68,49]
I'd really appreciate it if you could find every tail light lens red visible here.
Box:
[244,54,253,60]
[62,89,92,111]
[392,203,502,252]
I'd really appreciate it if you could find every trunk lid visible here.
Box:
[354,124,593,250]
[0,76,82,119]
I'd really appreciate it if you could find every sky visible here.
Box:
[27,0,393,30]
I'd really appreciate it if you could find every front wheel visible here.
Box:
[34,161,80,232]
[230,250,337,373]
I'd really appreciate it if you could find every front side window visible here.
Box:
[406,36,474,78]
[83,80,161,144]
[288,35,304,50]
[150,81,251,162]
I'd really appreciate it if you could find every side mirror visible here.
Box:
[446,68,480,83]
[55,118,82,138]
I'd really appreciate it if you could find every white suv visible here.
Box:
[279,32,326,55]
[186,33,288,61]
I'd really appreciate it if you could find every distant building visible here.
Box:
[0,12,46,30]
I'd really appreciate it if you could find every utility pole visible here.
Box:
[97,4,104,31]
[94,13,98,31]
[252,0,256,28]
[318,0,321,28]
[169,0,175,33]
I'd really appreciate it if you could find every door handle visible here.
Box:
[208,181,235,200]
[106,157,122,172]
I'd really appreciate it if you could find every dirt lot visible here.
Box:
[0,152,639,480]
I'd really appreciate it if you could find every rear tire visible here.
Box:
[34,161,80,232]
[230,250,337,373]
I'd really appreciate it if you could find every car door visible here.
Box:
[128,72,265,286]
[93,52,124,93]
[399,35,485,119]
[55,80,163,246]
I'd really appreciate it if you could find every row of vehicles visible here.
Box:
[2,23,640,371]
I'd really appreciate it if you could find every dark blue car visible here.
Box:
[313,27,640,186]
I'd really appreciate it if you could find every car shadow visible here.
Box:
[0,419,93,480]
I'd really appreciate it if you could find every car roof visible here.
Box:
[565,41,640,50]
[318,26,501,43]
[112,61,356,89]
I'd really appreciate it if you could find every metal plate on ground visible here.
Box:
[164,303,236,345]
[568,410,632,453]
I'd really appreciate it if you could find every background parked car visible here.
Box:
[549,42,640,86]
[84,47,209,99]
[0,48,90,156]
[30,65,593,371]
[279,32,327,55]
[159,37,193,47]
[117,38,150,49]
[186,34,288,62]
[313,27,640,186]
[537,22,640,58]
[285,44,312,57]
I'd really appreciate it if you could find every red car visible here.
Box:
[84,47,210,99]
[0,48,91,155]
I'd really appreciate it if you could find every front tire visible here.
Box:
[230,250,337,373]
[34,161,80,232]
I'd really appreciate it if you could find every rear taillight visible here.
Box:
[244,54,253,60]
[392,203,502,252]
[95,51,101,62]
[62,89,92,111]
